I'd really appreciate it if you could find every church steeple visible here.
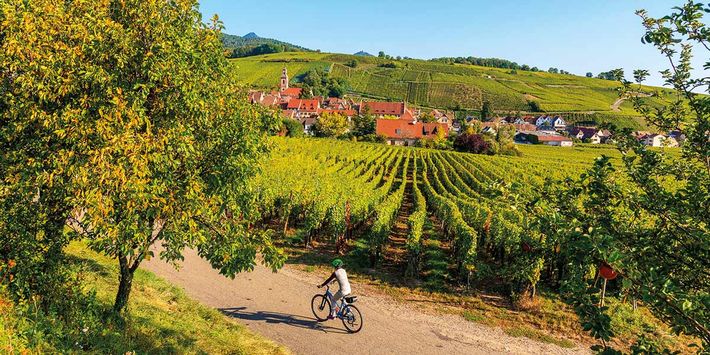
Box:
[280,67,289,92]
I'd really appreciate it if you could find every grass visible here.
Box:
[505,326,577,349]
[231,52,677,129]
[1,242,289,355]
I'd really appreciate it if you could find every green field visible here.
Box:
[231,52,674,129]
[247,137,689,351]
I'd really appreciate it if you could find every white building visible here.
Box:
[643,134,679,147]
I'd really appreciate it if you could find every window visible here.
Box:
[395,129,402,134]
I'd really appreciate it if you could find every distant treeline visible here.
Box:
[430,56,541,71]
[222,34,310,58]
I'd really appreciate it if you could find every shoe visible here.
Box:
[327,315,335,320]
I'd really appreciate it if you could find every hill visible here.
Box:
[222,33,311,58]
[354,51,374,56]
[230,52,676,129]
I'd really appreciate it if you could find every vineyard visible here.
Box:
[250,138,622,292]
[230,52,677,129]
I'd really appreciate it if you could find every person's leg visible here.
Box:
[326,291,337,316]
[331,290,343,317]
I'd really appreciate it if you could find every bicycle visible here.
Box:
[311,283,363,333]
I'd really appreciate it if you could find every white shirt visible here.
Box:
[334,268,351,295]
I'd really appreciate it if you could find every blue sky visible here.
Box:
[198,0,696,87]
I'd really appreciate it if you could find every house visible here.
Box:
[668,130,686,144]
[535,115,551,127]
[642,134,679,147]
[517,131,573,147]
[286,99,321,118]
[551,116,567,130]
[568,127,604,144]
[360,101,407,118]
[430,109,453,127]
[297,116,318,136]
[513,123,537,132]
[376,119,449,146]
[535,115,567,131]
[481,126,497,135]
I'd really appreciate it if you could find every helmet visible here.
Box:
[331,258,343,268]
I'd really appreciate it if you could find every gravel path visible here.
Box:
[143,249,589,355]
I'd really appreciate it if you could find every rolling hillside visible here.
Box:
[222,33,311,56]
[230,52,675,129]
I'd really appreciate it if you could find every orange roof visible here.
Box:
[376,119,449,139]
[286,99,320,111]
[361,101,406,116]
[281,88,303,98]
[401,109,415,122]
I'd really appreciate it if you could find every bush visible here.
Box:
[281,118,304,137]
[453,133,492,154]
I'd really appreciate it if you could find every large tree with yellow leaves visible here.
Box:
[0,0,284,312]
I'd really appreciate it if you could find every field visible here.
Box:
[231,52,675,129]
[247,137,692,351]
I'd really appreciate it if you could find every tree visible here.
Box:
[452,133,492,154]
[527,100,542,112]
[548,67,559,74]
[315,112,349,137]
[282,118,305,137]
[345,59,358,68]
[597,68,625,81]
[0,0,285,313]
[352,107,376,136]
[419,112,437,123]
[481,101,492,120]
[540,2,710,350]
[378,51,386,58]
[586,72,594,78]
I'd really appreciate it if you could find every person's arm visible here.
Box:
[319,272,336,287]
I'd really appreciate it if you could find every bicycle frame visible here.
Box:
[322,284,348,318]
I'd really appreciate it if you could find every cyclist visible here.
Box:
[318,258,351,319]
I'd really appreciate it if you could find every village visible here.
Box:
[249,68,683,148]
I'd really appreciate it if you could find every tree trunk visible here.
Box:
[114,253,135,313]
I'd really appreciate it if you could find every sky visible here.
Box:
[198,0,700,87]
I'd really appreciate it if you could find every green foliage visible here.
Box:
[0,0,284,314]
[222,33,310,58]
[537,2,710,350]
[0,243,287,354]
[300,67,350,98]
[315,112,349,137]
[406,159,427,277]
[282,118,305,137]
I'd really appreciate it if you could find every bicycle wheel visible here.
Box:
[341,305,363,333]
[311,295,331,322]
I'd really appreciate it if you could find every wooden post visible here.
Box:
[600,278,608,307]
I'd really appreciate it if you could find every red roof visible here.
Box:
[376,119,449,139]
[286,99,320,112]
[361,101,406,116]
[513,123,537,131]
[536,135,572,142]
[281,88,303,98]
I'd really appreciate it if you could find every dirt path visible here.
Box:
[143,249,589,355]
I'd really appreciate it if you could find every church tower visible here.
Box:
[280,67,289,92]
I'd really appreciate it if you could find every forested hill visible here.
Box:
[222,33,311,58]
[230,52,676,129]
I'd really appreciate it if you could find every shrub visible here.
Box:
[281,118,305,137]
[453,133,492,154]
